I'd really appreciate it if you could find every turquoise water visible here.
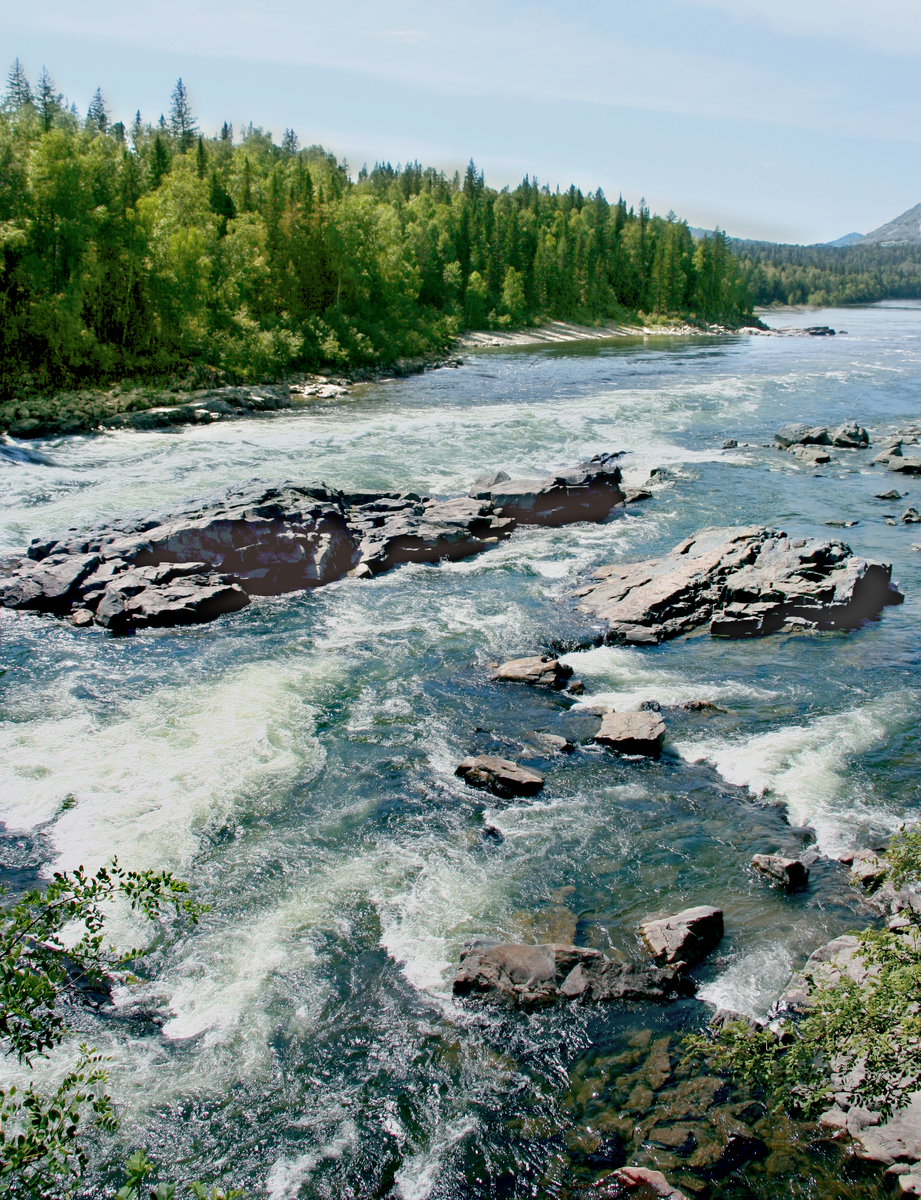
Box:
[1,305,919,1197]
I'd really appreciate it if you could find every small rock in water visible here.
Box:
[889,457,921,475]
[721,439,737,449]
[639,905,724,968]
[789,444,831,464]
[527,731,574,755]
[639,698,661,711]
[491,655,573,689]
[610,1166,691,1199]
[876,490,905,500]
[903,508,921,524]
[751,853,810,891]
[832,420,870,448]
[595,711,666,757]
[452,939,695,1008]
[455,755,545,799]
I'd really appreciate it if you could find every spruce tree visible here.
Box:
[196,134,207,178]
[4,58,32,109]
[131,110,143,148]
[36,66,61,132]
[168,78,197,151]
[281,127,299,157]
[149,134,171,188]
[220,122,233,143]
[86,87,109,133]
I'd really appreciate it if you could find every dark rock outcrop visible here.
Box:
[1,456,631,634]
[639,906,724,968]
[492,655,574,689]
[595,711,666,757]
[573,526,903,645]
[468,452,625,525]
[452,939,695,1008]
[454,755,545,799]
[751,854,810,890]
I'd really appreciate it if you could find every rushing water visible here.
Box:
[2,305,920,1198]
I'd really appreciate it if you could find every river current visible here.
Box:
[1,304,920,1198]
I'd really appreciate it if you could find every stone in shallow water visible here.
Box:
[452,939,695,1008]
[639,905,724,967]
[454,755,545,799]
[492,655,573,689]
[775,423,831,447]
[574,525,903,644]
[751,854,810,890]
[595,711,666,757]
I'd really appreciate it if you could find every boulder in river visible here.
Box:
[573,526,903,645]
[607,1167,690,1199]
[1,456,632,633]
[468,452,626,525]
[492,655,573,689]
[751,854,810,890]
[639,905,724,968]
[889,457,921,475]
[452,939,695,1008]
[832,420,870,448]
[595,711,666,757]
[454,755,545,799]
[788,444,831,464]
[774,423,832,448]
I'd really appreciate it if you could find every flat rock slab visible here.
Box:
[455,755,545,799]
[775,423,833,447]
[595,711,666,757]
[492,655,573,689]
[0,455,628,634]
[890,458,921,475]
[751,854,810,890]
[574,525,903,645]
[452,940,695,1009]
[639,905,724,968]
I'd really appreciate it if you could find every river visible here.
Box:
[2,304,920,1198]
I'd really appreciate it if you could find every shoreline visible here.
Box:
[457,316,756,349]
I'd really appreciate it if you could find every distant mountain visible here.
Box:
[825,232,864,248]
[854,203,921,246]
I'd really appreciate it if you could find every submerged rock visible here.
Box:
[452,939,695,1008]
[492,655,573,689]
[573,526,903,645]
[639,906,724,968]
[454,755,545,799]
[595,711,666,757]
[751,854,810,890]
[607,1167,690,1199]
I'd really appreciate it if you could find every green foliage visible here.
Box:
[684,827,921,1121]
[0,861,206,1062]
[115,1150,243,1200]
[0,62,757,405]
[736,238,921,307]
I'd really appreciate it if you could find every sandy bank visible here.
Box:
[457,318,755,349]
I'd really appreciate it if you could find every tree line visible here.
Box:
[0,61,755,395]
[735,238,921,308]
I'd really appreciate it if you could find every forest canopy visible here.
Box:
[0,62,755,394]
[735,239,921,308]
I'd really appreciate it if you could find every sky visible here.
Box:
[3,0,921,243]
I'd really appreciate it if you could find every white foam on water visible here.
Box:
[561,644,780,711]
[673,692,918,854]
[265,1119,357,1200]
[0,660,326,881]
[394,1118,478,1200]
[697,941,795,1018]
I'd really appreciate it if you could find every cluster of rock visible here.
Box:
[573,525,902,644]
[775,419,869,451]
[0,456,631,634]
[452,940,696,1009]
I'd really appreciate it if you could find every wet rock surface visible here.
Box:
[595,711,667,757]
[492,655,574,689]
[454,755,545,799]
[639,906,724,968]
[751,854,810,890]
[452,940,695,1008]
[1,456,631,634]
[573,525,903,644]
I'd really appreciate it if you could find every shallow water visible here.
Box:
[1,305,920,1198]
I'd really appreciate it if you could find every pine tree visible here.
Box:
[149,134,171,188]
[196,134,207,179]
[220,122,233,143]
[281,128,299,156]
[168,78,197,151]
[36,66,62,132]
[86,87,109,134]
[131,110,143,148]
[4,58,32,109]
